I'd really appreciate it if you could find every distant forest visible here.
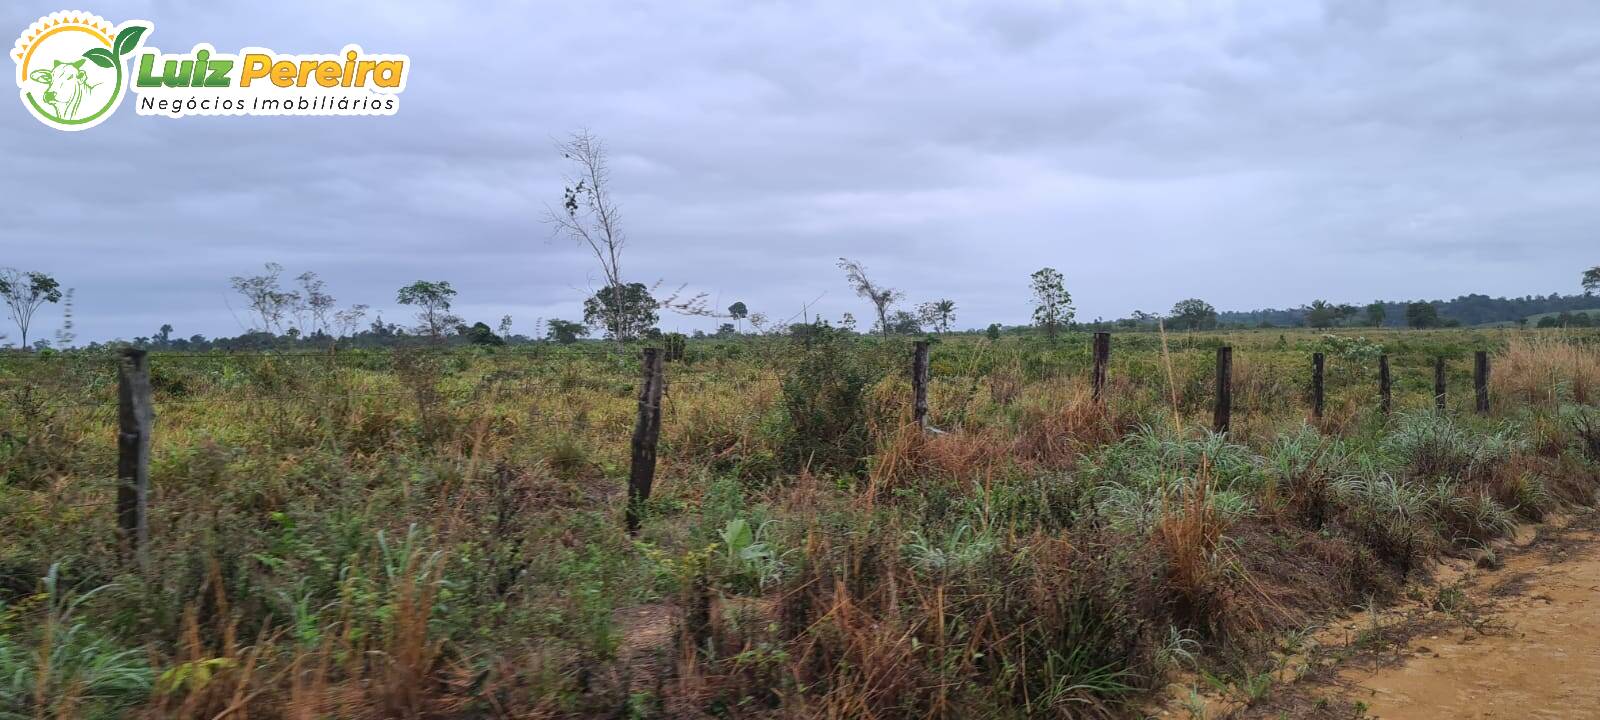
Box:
[1214,293,1600,329]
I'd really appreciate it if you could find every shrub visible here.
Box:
[777,323,873,474]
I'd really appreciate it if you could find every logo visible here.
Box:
[14,10,410,131]
[12,11,148,131]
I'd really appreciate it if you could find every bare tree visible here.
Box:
[230,263,299,334]
[296,271,336,336]
[333,304,370,338]
[837,258,903,337]
[545,131,714,347]
[53,288,76,348]
[546,131,630,347]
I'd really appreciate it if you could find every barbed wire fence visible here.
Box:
[0,335,1503,554]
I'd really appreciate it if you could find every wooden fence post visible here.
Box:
[1311,352,1325,420]
[1474,350,1490,415]
[626,348,664,533]
[1378,354,1392,416]
[1434,356,1447,412]
[1092,331,1111,402]
[912,340,930,431]
[116,348,152,566]
[1214,346,1232,434]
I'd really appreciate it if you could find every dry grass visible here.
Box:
[1014,381,1116,467]
[1155,467,1230,635]
[1492,335,1600,407]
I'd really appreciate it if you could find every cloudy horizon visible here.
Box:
[3,0,1598,344]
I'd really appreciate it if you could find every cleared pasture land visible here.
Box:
[1,328,1598,718]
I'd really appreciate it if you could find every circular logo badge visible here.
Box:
[12,11,150,131]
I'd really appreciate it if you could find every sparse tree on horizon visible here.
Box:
[546,318,588,344]
[0,267,62,349]
[546,131,709,347]
[397,280,460,339]
[1584,266,1600,295]
[547,131,631,349]
[333,304,369,338]
[1366,301,1386,327]
[583,282,658,340]
[296,271,336,336]
[52,288,76,348]
[1168,298,1217,331]
[1030,267,1073,340]
[838,258,902,337]
[1405,301,1441,328]
[919,299,956,334]
[230,263,299,334]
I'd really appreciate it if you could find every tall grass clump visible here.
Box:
[0,565,152,719]
[1381,411,1523,482]
[1492,335,1599,407]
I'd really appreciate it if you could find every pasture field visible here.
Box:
[2,327,1599,718]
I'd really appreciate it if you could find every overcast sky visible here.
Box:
[3,0,1598,343]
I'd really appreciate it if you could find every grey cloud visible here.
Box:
[1,0,1596,344]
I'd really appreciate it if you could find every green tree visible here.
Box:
[728,301,748,333]
[1304,300,1337,329]
[545,319,588,344]
[985,323,1002,341]
[918,299,956,334]
[456,321,505,346]
[396,280,460,339]
[1405,301,1441,328]
[0,268,62,349]
[1365,301,1386,327]
[1584,266,1600,294]
[1168,298,1217,331]
[881,310,922,335]
[1029,267,1073,340]
[583,282,658,340]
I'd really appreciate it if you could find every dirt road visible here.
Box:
[1153,513,1600,719]
[1338,519,1600,719]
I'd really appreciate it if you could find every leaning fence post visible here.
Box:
[912,340,930,431]
[626,348,664,533]
[1434,356,1447,412]
[116,348,152,567]
[1474,350,1490,415]
[1378,354,1392,416]
[1213,346,1232,434]
[1311,352,1325,420]
[1092,331,1111,402]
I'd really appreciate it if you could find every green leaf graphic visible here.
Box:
[114,26,147,57]
[82,47,116,69]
